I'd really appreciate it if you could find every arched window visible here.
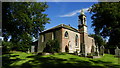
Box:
[75,35,78,47]
[65,31,68,38]
[41,35,45,42]
[78,19,81,25]
[52,32,54,40]
[41,35,44,42]
[84,18,86,24]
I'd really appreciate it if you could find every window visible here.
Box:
[84,18,86,24]
[52,32,56,40]
[75,35,79,47]
[52,32,54,40]
[41,35,45,42]
[65,31,68,38]
[78,19,81,25]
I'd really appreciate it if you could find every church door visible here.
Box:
[65,45,69,52]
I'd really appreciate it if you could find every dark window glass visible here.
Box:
[75,35,78,47]
[65,31,68,38]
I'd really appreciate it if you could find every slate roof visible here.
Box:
[40,24,79,34]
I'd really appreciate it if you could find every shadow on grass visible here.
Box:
[89,60,120,68]
[2,53,22,68]
[2,53,120,68]
[21,55,120,68]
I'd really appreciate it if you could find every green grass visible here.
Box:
[2,51,120,68]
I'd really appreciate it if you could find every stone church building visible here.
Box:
[38,11,96,56]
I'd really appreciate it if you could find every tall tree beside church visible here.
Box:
[90,2,120,49]
[2,2,50,51]
[89,34,106,47]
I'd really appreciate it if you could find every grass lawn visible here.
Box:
[2,51,120,68]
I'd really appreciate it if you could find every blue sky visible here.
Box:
[44,2,97,34]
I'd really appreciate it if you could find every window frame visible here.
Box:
[52,32,54,40]
[64,31,69,38]
[75,34,79,47]
[41,34,45,42]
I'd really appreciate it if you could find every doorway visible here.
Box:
[65,45,69,52]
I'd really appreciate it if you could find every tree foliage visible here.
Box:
[89,34,106,47]
[90,2,120,48]
[2,2,50,51]
[43,39,60,53]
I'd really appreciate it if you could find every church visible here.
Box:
[38,10,96,56]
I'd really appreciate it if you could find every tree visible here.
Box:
[2,2,50,51]
[89,34,106,47]
[90,2,120,48]
[43,39,60,53]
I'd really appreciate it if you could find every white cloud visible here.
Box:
[59,8,90,17]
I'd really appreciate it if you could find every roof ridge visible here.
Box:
[62,24,78,30]
[41,24,78,33]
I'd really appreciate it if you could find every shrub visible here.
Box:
[43,39,60,53]
[2,41,12,53]
[2,41,31,52]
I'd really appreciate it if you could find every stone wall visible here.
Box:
[86,36,95,53]
[80,33,96,54]
[38,28,62,52]
[61,28,80,53]
[38,27,96,54]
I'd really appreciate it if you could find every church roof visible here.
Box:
[40,24,78,34]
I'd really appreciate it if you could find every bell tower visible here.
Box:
[78,9,88,56]
[78,9,87,34]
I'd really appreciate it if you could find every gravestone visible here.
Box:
[100,45,105,56]
[27,48,30,53]
[114,47,120,64]
[95,45,99,56]
[107,49,110,54]
[115,47,119,56]
[31,46,35,53]
[118,49,120,64]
